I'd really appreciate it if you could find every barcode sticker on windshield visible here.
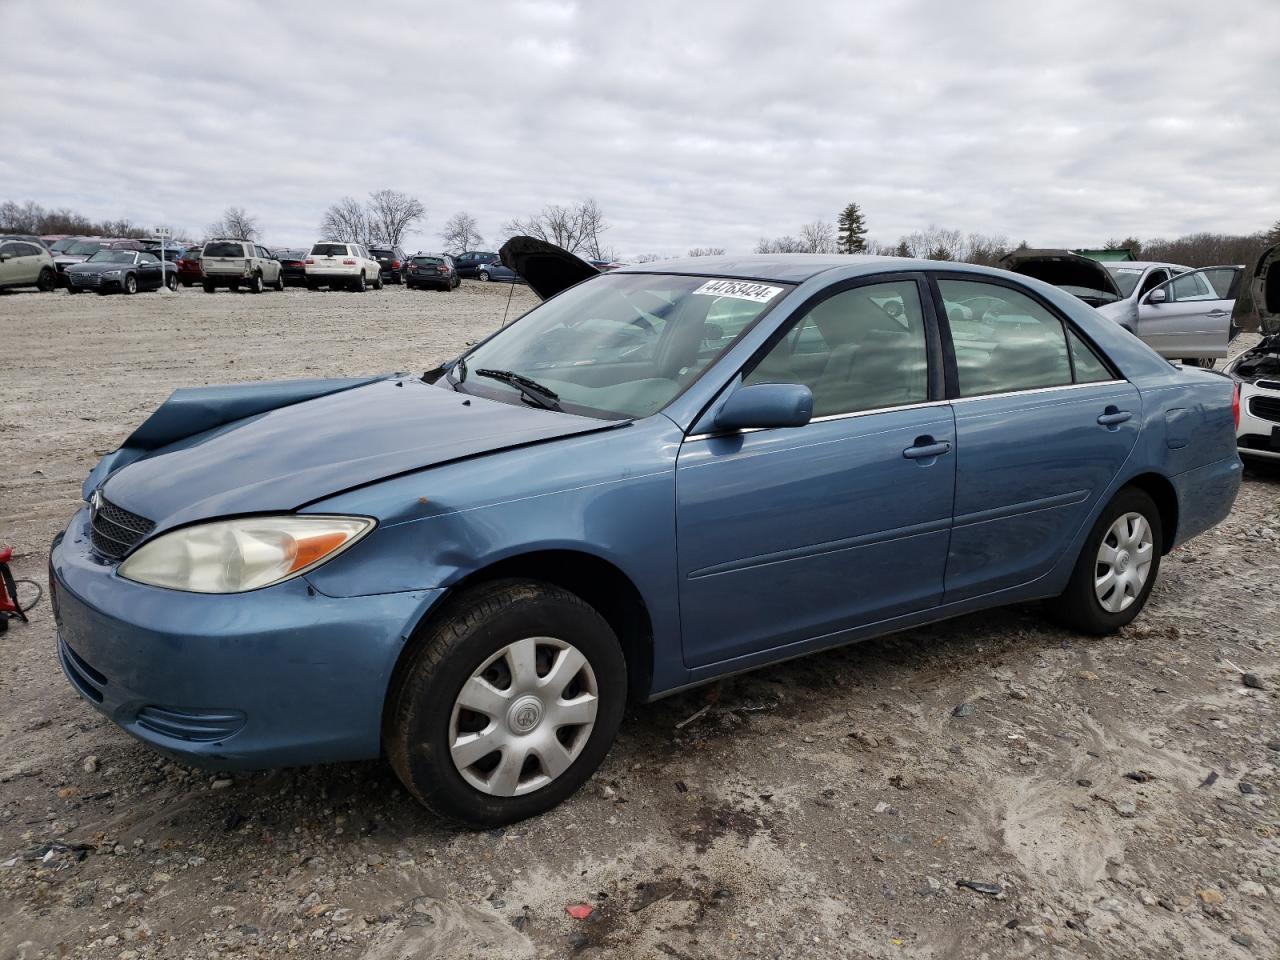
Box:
[692,280,783,303]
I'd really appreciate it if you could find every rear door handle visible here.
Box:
[1097,410,1132,426]
[902,439,952,460]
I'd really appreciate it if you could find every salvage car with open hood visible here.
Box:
[1001,249,1244,363]
[1222,243,1280,460]
[51,240,1242,826]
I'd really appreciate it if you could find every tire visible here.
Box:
[248,272,263,294]
[374,273,384,290]
[37,267,55,292]
[273,272,284,291]
[1044,487,1163,635]
[67,287,82,295]
[203,282,216,294]
[123,273,138,295]
[229,282,240,292]
[181,279,193,288]
[478,269,490,282]
[306,281,320,292]
[165,273,178,291]
[353,273,366,293]
[385,579,626,828]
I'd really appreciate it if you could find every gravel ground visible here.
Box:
[1,284,1277,960]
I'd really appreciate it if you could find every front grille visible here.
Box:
[1249,395,1280,424]
[70,273,101,288]
[90,497,155,559]
[136,706,246,742]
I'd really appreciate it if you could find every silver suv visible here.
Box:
[200,240,283,294]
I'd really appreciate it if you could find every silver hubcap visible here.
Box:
[1095,512,1153,613]
[449,637,598,797]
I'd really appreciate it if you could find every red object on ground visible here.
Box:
[0,546,25,620]
[565,903,593,920]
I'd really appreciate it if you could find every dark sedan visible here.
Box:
[452,250,499,279]
[274,249,308,286]
[65,250,177,295]
[405,253,459,290]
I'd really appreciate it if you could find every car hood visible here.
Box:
[55,254,92,266]
[1000,249,1123,303]
[100,377,615,533]
[1253,243,1278,335]
[67,260,131,273]
[498,235,600,300]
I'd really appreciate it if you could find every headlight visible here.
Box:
[103,269,121,277]
[118,515,374,593]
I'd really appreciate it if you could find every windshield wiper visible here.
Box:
[475,368,561,411]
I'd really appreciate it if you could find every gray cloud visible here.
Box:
[2,0,1277,255]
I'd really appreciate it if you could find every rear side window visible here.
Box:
[311,243,349,256]
[940,279,1072,397]
[745,280,929,417]
[204,241,245,257]
[1067,329,1113,383]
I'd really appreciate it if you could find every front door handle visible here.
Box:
[902,438,952,460]
[1097,409,1133,427]
[1205,309,1228,317]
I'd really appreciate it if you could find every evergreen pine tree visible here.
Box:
[837,202,868,254]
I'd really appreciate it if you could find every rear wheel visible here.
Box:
[1045,488,1162,634]
[385,580,626,827]
[165,272,178,291]
[37,267,55,292]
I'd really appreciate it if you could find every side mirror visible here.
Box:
[715,382,813,431]
[1147,288,1168,304]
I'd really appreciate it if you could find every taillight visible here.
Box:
[437,266,448,273]
[342,258,356,265]
[1232,382,1240,430]
[391,260,400,269]
[407,264,417,272]
[305,257,314,264]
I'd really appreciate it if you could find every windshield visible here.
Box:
[49,238,78,254]
[87,251,136,264]
[1104,266,1145,298]
[66,240,105,256]
[449,273,790,419]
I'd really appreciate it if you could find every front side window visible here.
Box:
[1138,269,1168,297]
[940,279,1073,397]
[743,280,929,417]
[139,252,158,263]
[452,273,790,419]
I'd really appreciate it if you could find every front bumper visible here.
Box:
[1237,384,1280,460]
[50,509,443,769]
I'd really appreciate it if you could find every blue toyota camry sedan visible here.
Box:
[50,239,1242,826]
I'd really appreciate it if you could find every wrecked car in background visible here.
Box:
[1224,242,1280,462]
[1001,249,1244,365]
[51,240,1242,827]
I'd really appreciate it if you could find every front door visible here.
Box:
[676,276,955,668]
[1137,266,1245,359]
[935,276,1141,602]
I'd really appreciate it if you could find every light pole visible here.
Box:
[154,225,171,290]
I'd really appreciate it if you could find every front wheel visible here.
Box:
[248,272,263,294]
[353,273,366,293]
[1044,488,1163,635]
[374,273,384,290]
[477,270,490,282]
[123,273,138,295]
[385,580,626,827]
[37,268,55,292]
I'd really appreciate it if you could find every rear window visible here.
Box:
[413,256,444,265]
[311,243,349,256]
[204,241,246,257]
[371,248,393,258]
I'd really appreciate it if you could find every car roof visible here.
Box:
[611,253,1018,283]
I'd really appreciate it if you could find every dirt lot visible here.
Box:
[1,283,1277,960]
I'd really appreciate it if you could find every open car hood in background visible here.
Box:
[1000,249,1123,302]
[1253,243,1279,335]
[499,236,600,301]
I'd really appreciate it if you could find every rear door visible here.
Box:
[935,275,1141,602]
[676,275,956,668]
[1136,266,1244,359]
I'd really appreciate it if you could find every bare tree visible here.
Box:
[440,212,483,254]
[630,253,668,263]
[367,189,425,247]
[318,196,370,244]
[502,199,608,256]
[754,235,807,254]
[206,206,258,241]
[799,220,837,254]
[687,247,726,257]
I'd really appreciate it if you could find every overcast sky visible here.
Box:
[2,0,1277,256]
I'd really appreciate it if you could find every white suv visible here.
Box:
[0,238,57,292]
[200,239,284,294]
[305,242,382,292]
